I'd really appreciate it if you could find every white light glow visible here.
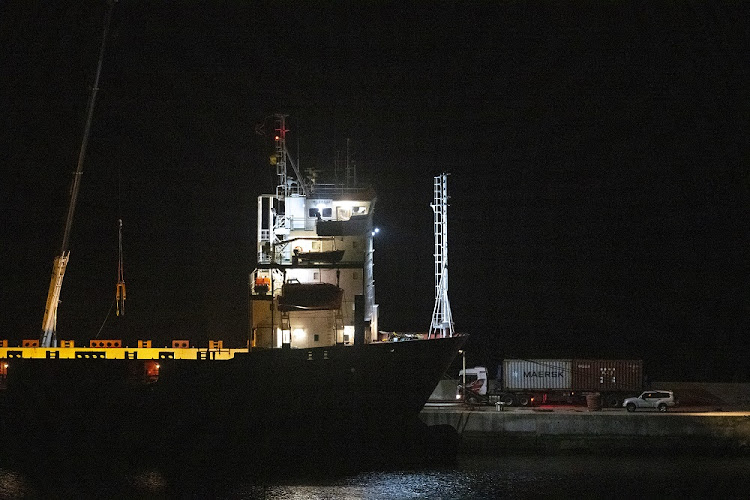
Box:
[343,325,355,344]
[293,328,305,339]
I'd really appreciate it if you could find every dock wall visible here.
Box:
[421,409,750,455]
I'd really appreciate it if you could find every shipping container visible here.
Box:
[570,359,643,393]
[502,359,573,391]
[461,359,645,408]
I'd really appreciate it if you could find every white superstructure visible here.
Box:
[250,115,378,349]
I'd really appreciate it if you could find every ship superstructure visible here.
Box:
[250,115,378,349]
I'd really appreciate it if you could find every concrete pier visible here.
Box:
[421,406,750,455]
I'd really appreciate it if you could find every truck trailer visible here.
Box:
[458,359,643,408]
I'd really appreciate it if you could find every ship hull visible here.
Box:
[1,336,465,468]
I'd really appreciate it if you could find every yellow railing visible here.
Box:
[0,340,247,360]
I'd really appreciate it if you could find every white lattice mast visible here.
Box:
[429,173,454,338]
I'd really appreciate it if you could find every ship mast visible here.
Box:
[428,173,455,338]
[274,114,307,200]
[40,0,117,347]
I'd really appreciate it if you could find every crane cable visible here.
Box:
[116,218,126,316]
[115,119,126,317]
[95,172,125,338]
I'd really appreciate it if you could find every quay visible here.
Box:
[421,405,750,455]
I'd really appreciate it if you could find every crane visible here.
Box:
[40,1,117,347]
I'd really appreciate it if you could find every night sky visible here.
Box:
[1,1,748,380]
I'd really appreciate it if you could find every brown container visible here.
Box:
[571,359,643,393]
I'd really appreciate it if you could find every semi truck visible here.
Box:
[458,359,643,408]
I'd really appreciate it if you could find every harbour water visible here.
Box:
[2,453,749,498]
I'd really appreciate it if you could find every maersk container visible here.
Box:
[570,359,643,393]
[502,359,573,391]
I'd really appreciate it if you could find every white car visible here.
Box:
[623,390,676,412]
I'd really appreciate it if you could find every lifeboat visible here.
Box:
[295,249,345,264]
[278,282,344,311]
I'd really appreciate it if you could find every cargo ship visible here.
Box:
[0,111,464,468]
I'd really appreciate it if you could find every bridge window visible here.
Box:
[310,207,332,218]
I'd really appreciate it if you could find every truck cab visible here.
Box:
[457,366,488,404]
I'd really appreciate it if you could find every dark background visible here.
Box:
[1,1,747,381]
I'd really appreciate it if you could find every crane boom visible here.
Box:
[40,1,117,347]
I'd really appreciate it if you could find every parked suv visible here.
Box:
[623,390,676,412]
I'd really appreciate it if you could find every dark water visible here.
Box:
[1,454,749,499]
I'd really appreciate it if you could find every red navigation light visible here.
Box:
[274,135,280,141]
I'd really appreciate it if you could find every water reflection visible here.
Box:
[0,469,32,499]
[254,455,750,499]
[1,454,749,498]
[130,470,168,493]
